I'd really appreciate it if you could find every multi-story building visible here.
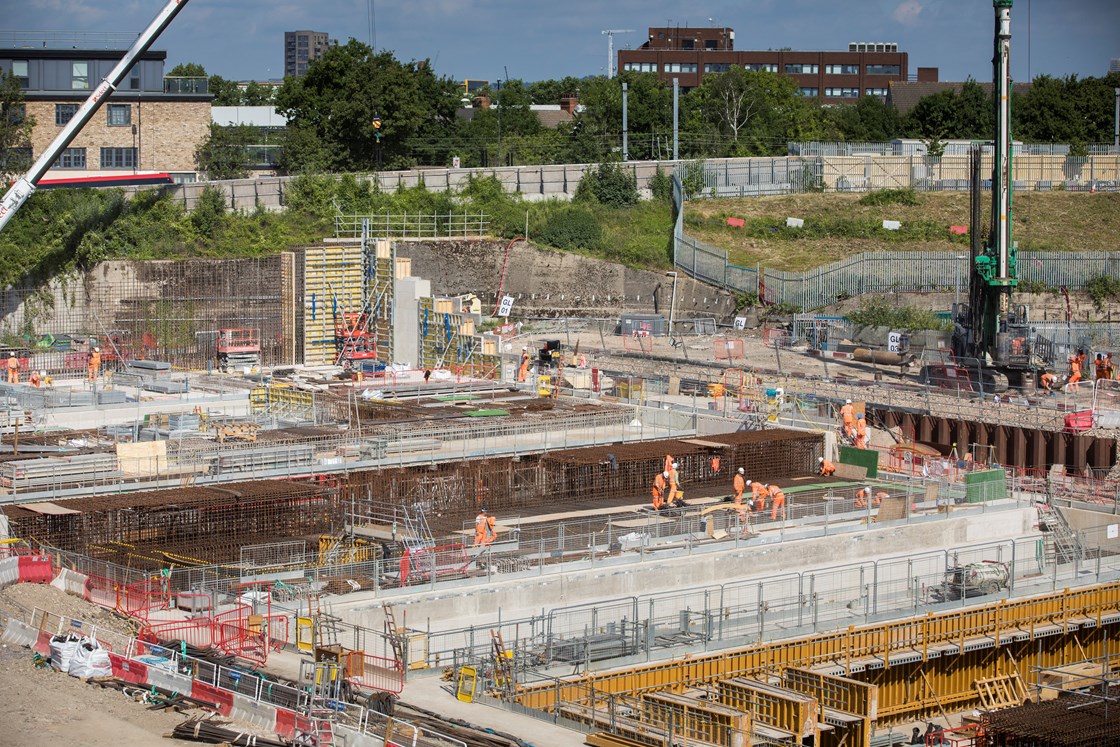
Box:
[618,26,908,102]
[0,45,212,181]
[284,30,334,78]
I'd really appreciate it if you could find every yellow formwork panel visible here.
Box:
[640,691,750,747]
[717,678,818,742]
[515,582,1120,732]
[303,244,364,365]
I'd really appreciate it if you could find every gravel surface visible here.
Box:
[0,583,136,637]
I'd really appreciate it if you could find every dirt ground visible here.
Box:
[0,641,185,747]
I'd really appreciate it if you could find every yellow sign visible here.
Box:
[456,666,478,702]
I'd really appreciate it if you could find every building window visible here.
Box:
[623,62,657,73]
[4,147,32,171]
[866,64,901,76]
[704,63,732,74]
[797,87,819,97]
[55,103,79,126]
[4,104,25,125]
[825,64,860,75]
[11,60,29,88]
[825,87,860,98]
[705,39,718,50]
[129,66,141,90]
[71,61,89,89]
[100,147,136,169]
[663,62,697,74]
[107,104,131,127]
[56,147,86,169]
[785,64,819,75]
[680,39,695,50]
[744,63,778,73]
[865,87,889,97]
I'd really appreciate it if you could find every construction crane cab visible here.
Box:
[216,328,261,372]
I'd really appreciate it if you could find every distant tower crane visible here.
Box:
[601,29,636,78]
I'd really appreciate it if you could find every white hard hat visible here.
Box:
[663,471,670,478]
[94,347,100,352]
[763,483,769,488]
[671,462,678,469]
[737,467,744,475]
[845,399,852,404]
[818,457,824,462]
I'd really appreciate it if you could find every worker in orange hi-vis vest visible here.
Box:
[474,507,496,546]
[854,413,868,449]
[751,480,767,513]
[668,462,684,506]
[1067,356,1082,392]
[1039,371,1055,395]
[839,399,854,437]
[651,471,668,511]
[732,468,746,505]
[664,454,674,474]
[517,347,530,383]
[855,486,872,508]
[6,354,19,384]
[88,347,102,382]
[29,370,40,388]
[768,484,786,521]
[874,491,889,507]
[818,457,836,476]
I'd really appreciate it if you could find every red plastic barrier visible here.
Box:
[274,710,311,740]
[17,555,53,583]
[191,681,234,716]
[108,652,149,685]
[146,619,216,649]
[33,630,51,656]
[119,579,169,621]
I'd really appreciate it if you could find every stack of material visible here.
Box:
[171,719,288,746]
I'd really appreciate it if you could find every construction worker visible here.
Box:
[854,486,873,508]
[668,462,684,506]
[6,353,19,384]
[875,490,890,506]
[88,346,102,382]
[1039,371,1055,395]
[1066,355,1081,392]
[854,413,868,449]
[839,399,854,439]
[517,347,530,383]
[28,369,40,388]
[768,483,786,522]
[1106,354,1115,381]
[818,457,836,476]
[1095,354,1108,381]
[651,471,668,511]
[751,480,767,514]
[732,468,746,505]
[39,370,52,388]
[474,507,496,546]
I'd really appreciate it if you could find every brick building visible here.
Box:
[0,47,211,180]
[618,26,909,102]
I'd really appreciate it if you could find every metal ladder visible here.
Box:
[383,603,406,668]
[490,628,514,698]
[1041,508,1083,567]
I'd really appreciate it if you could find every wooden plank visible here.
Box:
[876,495,908,522]
[678,439,731,449]
[833,463,869,480]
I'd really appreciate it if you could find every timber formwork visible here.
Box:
[344,430,822,534]
[416,296,500,377]
[301,244,365,366]
[1,480,340,568]
[514,583,1120,747]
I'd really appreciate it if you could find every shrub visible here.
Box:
[575,162,639,207]
[681,160,706,200]
[858,189,919,207]
[846,295,951,332]
[1085,274,1120,311]
[535,206,602,251]
[190,187,227,236]
[648,166,673,202]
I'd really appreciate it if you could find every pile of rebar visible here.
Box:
[170,718,288,746]
[984,691,1120,747]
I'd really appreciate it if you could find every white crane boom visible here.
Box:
[0,0,191,233]
[601,29,636,79]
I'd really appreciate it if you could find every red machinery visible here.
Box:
[216,328,261,372]
[334,312,378,368]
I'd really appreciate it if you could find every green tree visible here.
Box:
[0,71,34,181]
[168,62,207,77]
[575,162,638,207]
[275,40,461,171]
[690,69,808,155]
[195,123,258,180]
[208,74,243,106]
[241,81,276,106]
[527,76,582,105]
[578,72,673,161]
[829,94,901,141]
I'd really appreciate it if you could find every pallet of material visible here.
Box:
[0,453,121,492]
[143,381,189,394]
[216,444,315,471]
[383,438,442,454]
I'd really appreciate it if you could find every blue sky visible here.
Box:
[7,0,1118,84]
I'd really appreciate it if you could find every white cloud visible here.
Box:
[892,0,923,26]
